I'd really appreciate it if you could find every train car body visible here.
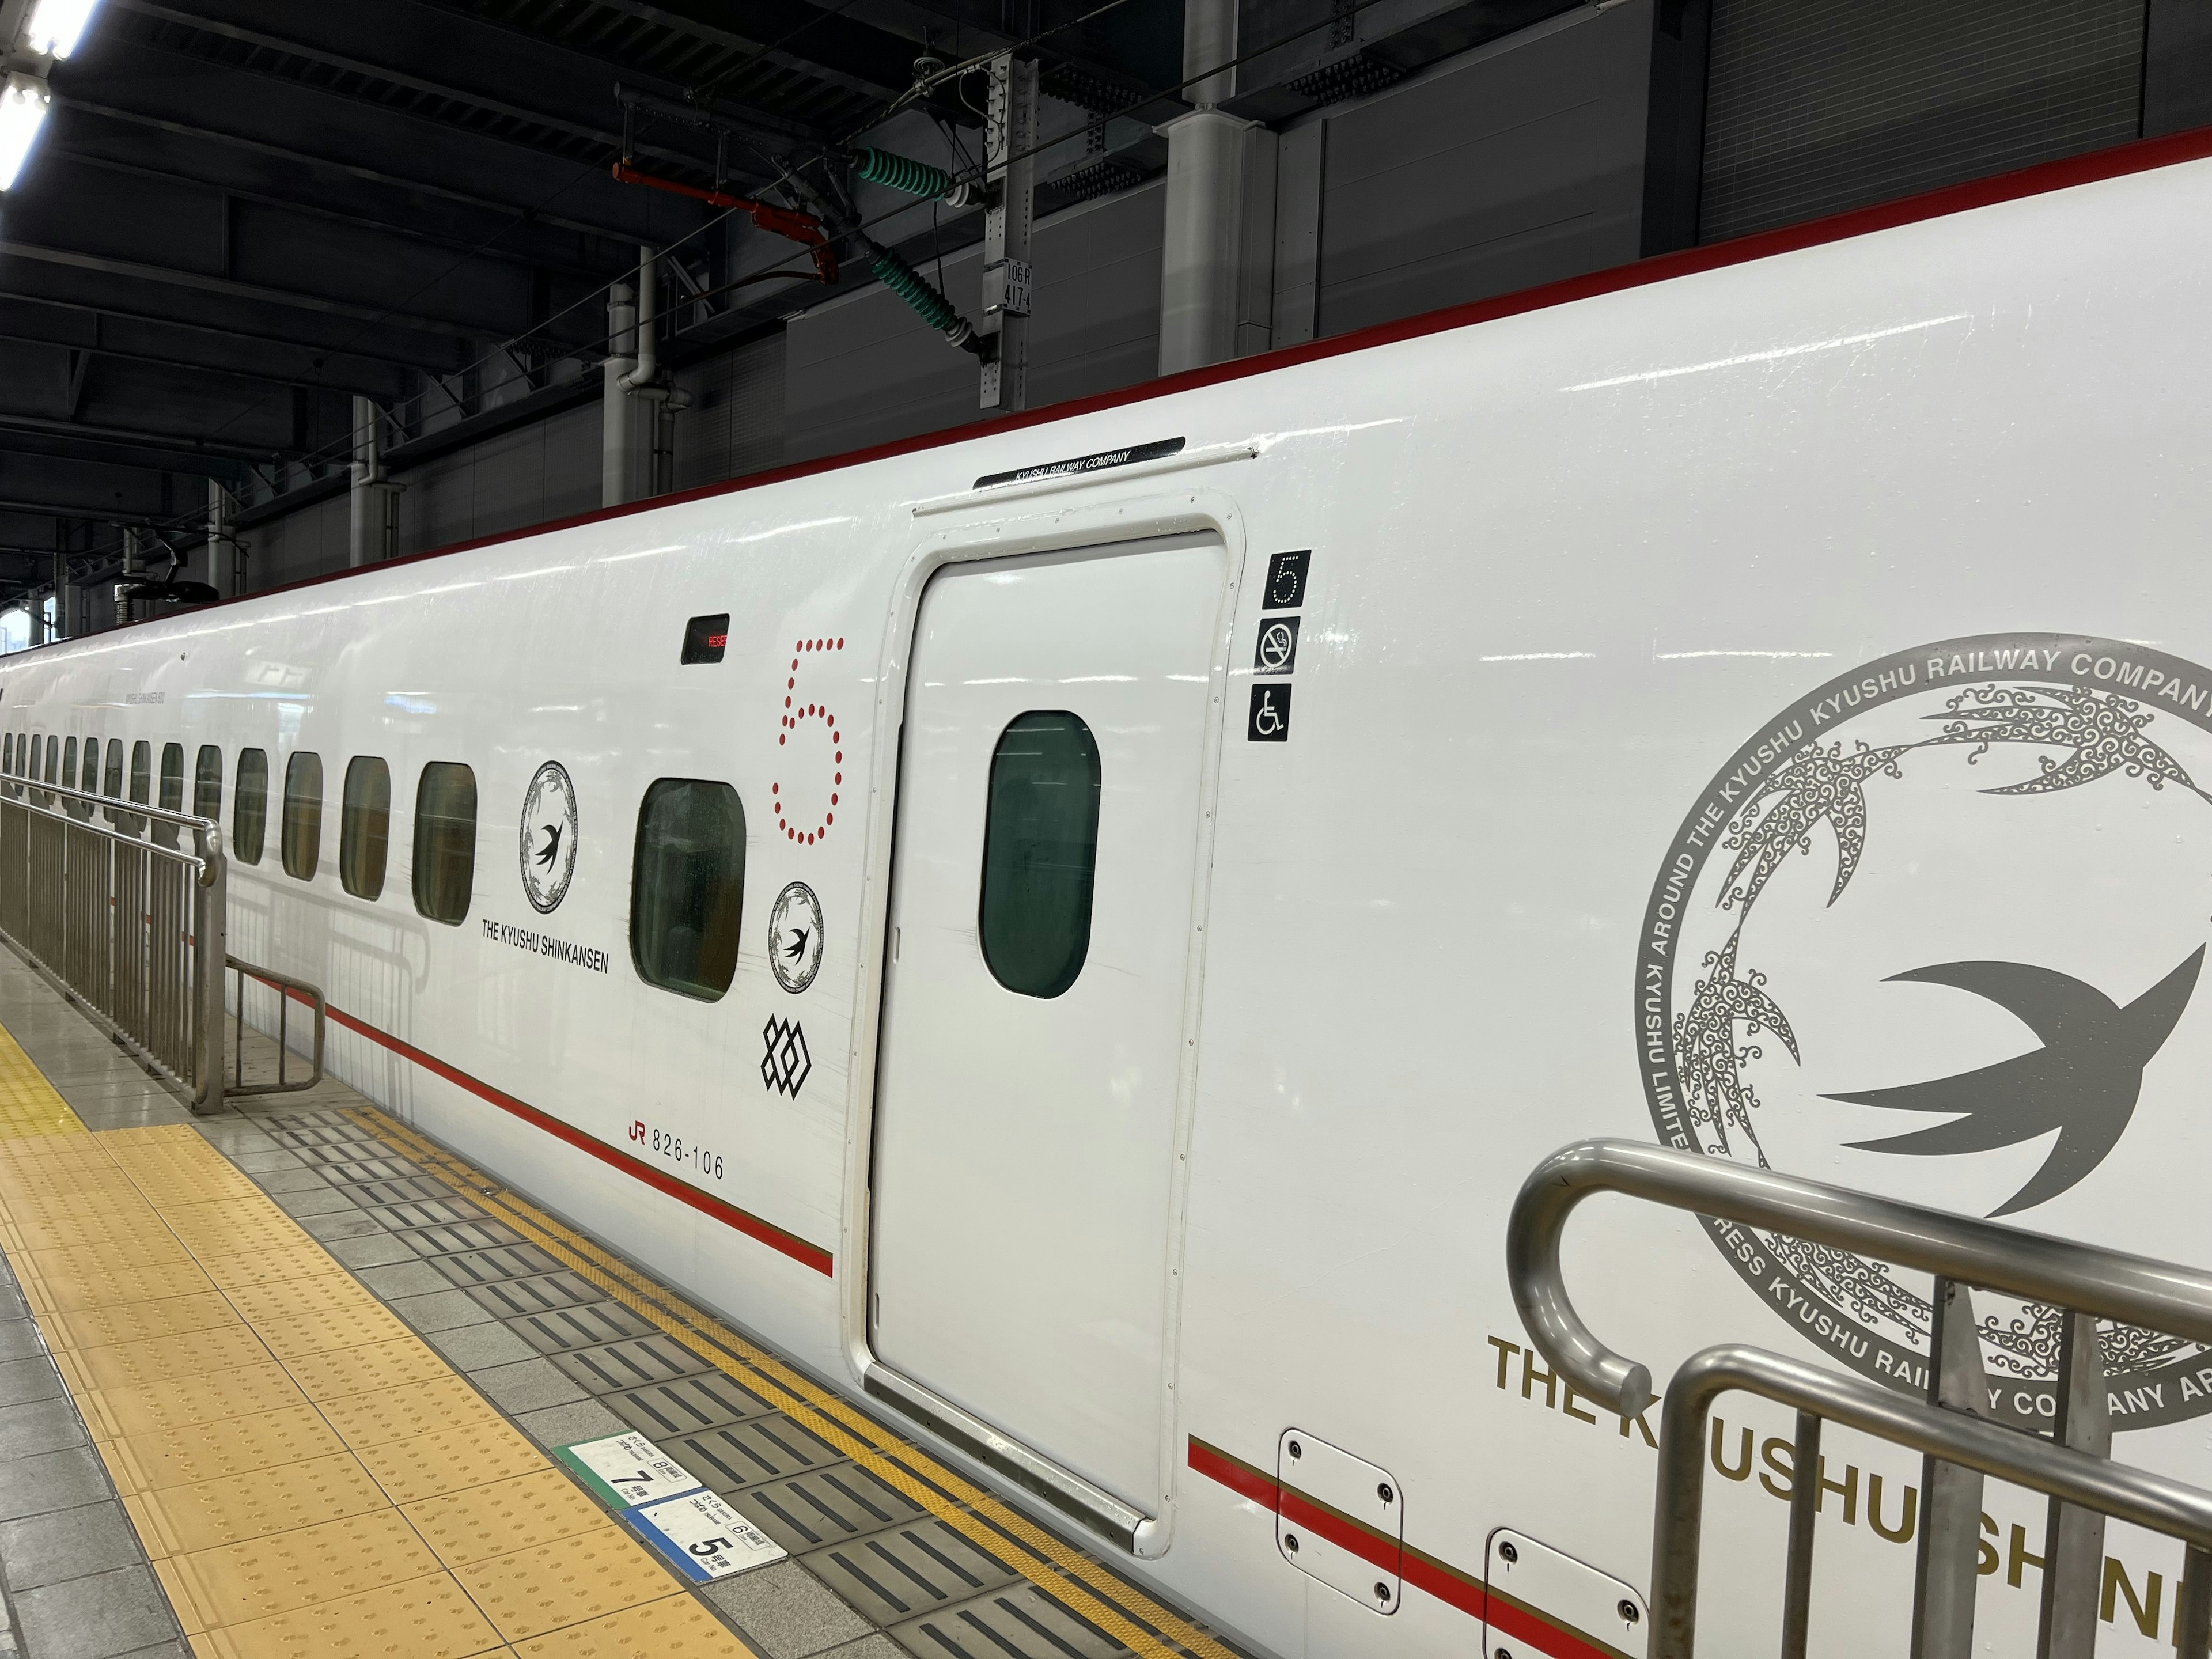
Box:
[10,132,2212,1659]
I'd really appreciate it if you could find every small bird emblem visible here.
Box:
[783,927,810,964]
[1830,948,2205,1216]
[535,824,562,869]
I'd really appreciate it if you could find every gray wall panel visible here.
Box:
[1312,2,1652,338]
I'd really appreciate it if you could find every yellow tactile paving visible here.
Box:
[193,1572,505,1659]
[456,1527,676,1641]
[405,1471,613,1569]
[0,1023,85,1138]
[169,1509,448,1628]
[130,1454,393,1555]
[0,1113,718,1656]
[318,1374,502,1448]
[285,1335,454,1399]
[513,1597,754,1658]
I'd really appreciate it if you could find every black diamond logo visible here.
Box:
[761,1016,812,1098]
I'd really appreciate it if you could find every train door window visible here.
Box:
[631,779,745,1002]
[412,762,476,925]
[234,748,268,865]
[340,757,390,901]
[194,745,222,821]
[282,752,323,881]
[978,711,1101,998]
[154,743,184,849]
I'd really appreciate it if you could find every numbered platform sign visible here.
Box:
[556,1431,703,1509]
[628,1488,788,1582]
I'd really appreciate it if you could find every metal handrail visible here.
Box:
[1506,1139,2212,1659]
[7,778,218,837]
[226,956,325,1097]
[1506,1138,2212,1419]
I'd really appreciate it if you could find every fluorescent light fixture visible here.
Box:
[0,74,51,193]
[22,0,103,58]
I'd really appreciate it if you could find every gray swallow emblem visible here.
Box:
[1829,948,2204,1216]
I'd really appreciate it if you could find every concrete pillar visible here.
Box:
[349,396,393,567]
[601,278,649,508]
[1157,0,1278,373]
[207,478,232,599]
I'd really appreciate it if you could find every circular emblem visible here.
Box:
[768,881,825,994]
[518,762,578,914]
[1640,634,2212,1431]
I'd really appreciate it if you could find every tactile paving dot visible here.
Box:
[84,1361,307,1439]
[171,1508,445,1627]
[319,1375,502,1449]
[31,1258,215,1310]
[112,1403,347,1491]
[253,1301,412,1359]
[195,1569,503,1659]
[226,1272,382,1324]
[512,1594,754,1657]
[76,1323,274,1391]
[286,1335,453,1400]
[135,1453,392,1554]
[28,1236,192,1277]
[357,1419,547,1503]
[454,1525,679,1641]
[204,1243,347,1291]
[160,1203,310,1256]
[49,1291,240,1351]
[404,1469,614,1568]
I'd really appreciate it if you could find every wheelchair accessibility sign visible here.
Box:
[1248,683,1292,743]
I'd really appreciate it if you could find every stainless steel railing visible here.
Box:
[1506,1138,2212,1658]
[0,777,325,1115]
[226,956,325,1098]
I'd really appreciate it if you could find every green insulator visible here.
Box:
[871,247,961,335]
[854,146,956,202]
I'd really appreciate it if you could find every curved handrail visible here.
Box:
[1649,1345,2212,1659]
[1506,1138,2212,1418]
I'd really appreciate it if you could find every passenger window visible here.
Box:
[234,748,268,865]
[282,752,323,881]
[631,779,745,1002]
[154,742,184,849]
[101,740,124,827]
[340,757,390,901]
[194,745,222,822]
[979,711,1100,999]
[60,736,81,819]
[412,762,476,925]
[127,740,151,840]
[43,736,54,785]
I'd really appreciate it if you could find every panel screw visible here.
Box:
[1498,1541,1518,1564]
[1283,1532,1300,1552]
[1287,1440,1302,1458]
[1374,1582,1391,1602]
[1377,1482,1393,1505]
[1619,1600,1641,1624]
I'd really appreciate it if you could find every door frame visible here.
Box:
[835,478,1254,1558]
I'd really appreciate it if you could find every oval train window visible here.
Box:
[979,710,1100,999]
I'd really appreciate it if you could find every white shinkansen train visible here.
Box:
[10,125,2212,1659]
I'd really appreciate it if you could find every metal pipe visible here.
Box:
[1506,1138,2212,1418]
[1778,1411,1819,1659]
[600,278,637,509]
[618,245,658,391]
[1650,1345,2212,1659]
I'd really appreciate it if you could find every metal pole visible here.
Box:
[207,478,231,600]
[193,825,224,1116]
[49,540,65,641]
[117,525,138,626]
[2180,1546,2212,1654]
[1779,1411,1821,1659]
[2036,1313,2109,1659]
[601,279,638,507]
[979,51,1035,412]
[1909,1278,1988,1659]
[348,396,390,567]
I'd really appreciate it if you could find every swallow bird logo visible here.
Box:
[1638,632,2212,1431]
[1830,949,2205,1216]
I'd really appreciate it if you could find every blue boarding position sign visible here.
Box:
[628,1488,789,1581]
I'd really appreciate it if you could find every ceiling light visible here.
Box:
[21,0,102,58]
[0,74,50,192]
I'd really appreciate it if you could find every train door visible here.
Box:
[870,532,1226,1525]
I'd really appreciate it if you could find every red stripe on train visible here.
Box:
[256,980,835,1276]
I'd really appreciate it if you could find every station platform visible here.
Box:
[0,949,1243,1659]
